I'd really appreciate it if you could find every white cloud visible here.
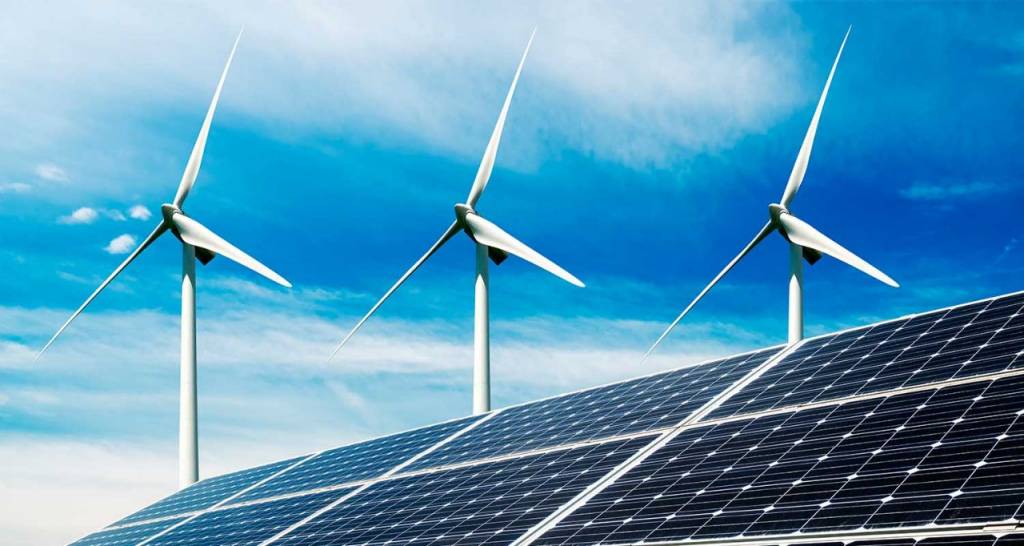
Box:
[129,204,152,220]
[58,206,99,224]
[0,439,174,544]
[0,182,31,193]
[0,1,805,171]
[899,180,1007,201]
[57,206,140,224]
[103,233,136,254]
[35,162,70,182]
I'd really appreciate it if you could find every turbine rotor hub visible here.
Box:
[453,203,479,242]
[768,203,788,224]
[160,203,181,222]
[161,203,184,240]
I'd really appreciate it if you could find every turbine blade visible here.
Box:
[465,29,536,208]
[170,213,291,288]
[37,222,168,358]
[328,221,461,361]
[463,211,584,287]
[642,221,775,363]
[777,212,899,288]
[780,27,850,208]
[172,29,243,207]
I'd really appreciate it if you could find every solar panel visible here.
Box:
[533,374,1024,545]
[274,437,651,546]
[710,292,1024,420]
[228,415,481,504]
[112,457,304,525]
[66,291,1024,546]
[69,518,184,546]
[145,490,349,546]
[408,347,781,471]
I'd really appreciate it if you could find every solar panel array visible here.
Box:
[68,291,1024,546]
[535,374,1024,544]
[710,292,1024,419]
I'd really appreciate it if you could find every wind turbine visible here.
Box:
[328,30,584,415]
[37,31,291,489]
[644,28,898,360]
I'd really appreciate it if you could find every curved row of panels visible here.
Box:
[70,291,1024,546]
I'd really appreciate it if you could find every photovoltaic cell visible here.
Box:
[68,518,184,546]
[146,490,349,546]
[275,437,651,546]
[535,374,1024,545]
[113,457,303,525]
[230,416,480,503]
[710,292,1024,420]
[409,348,781,471]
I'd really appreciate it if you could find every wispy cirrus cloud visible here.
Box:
[2,273,770,543]
[35,162,70,182]
[0,182,31,193]
[899,180,1008,201]
[0,1,805,175]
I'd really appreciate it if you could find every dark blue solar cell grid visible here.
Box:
[711,292,1024,419]
[114,457,303,525]
[409,347,781,471]
[69,518,184,546]
[231,415,480,503]
[275,437,651,546]
[535,374,1024,545]
[147,490,348,546]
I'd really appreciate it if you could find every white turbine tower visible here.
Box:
[644,28,898,360]
[328,30,584,415]
[37,31,291,489]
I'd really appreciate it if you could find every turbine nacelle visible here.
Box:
[161,204,217,265]
[455,203,508,265]
[768,204,821,265]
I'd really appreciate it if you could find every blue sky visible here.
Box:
[2,1,1023,543]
